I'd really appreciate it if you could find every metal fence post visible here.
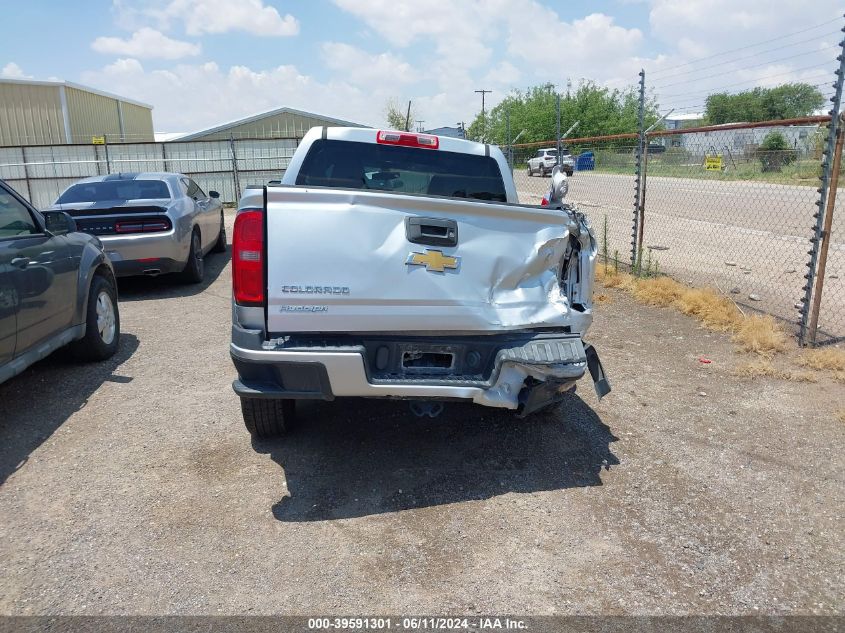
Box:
[807,113,844,344]
[229,134,241,202]
[20,146,32,201]
[632,69,646,268]
[161,142,169,172]
[103,134,111,174]
[556,92,561,166]
[800,27,845,345]
[506,109,512,171]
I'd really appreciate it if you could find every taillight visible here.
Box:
[233,209,264,306]
[114,218,172,233]
[377,130,439,149]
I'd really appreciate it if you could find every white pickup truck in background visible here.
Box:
[230,127,609,438]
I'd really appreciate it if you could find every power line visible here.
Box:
[653,44,840,90]
[651,37,841,85]
[657,64,832,100]
[649,15,843,77]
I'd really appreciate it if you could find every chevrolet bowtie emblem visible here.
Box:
[405,249,460,272]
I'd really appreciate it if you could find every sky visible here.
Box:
[1,0,843,136]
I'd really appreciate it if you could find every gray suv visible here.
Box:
[0,180,120,385]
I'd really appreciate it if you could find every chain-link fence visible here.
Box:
[0,136,299,208]
[508,115,843,345]
[512,135,639,270]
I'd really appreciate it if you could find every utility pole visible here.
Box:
[416,120,425,133]
[475,89,492,142]
[456,122,466,138]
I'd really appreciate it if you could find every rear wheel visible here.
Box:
[180,228,204,283]
[212,212,226,253]
[241,398,295,439]
[69,273,120,361]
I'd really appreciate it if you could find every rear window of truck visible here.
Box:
[295,139,507,202]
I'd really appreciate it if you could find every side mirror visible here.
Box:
[43,211,77,236]
[209,190,220,199]
[548,165,569,202]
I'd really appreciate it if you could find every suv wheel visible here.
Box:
[241,398,295,439]
[69,273,120,361]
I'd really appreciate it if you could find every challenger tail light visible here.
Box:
[114,218,172,233]
[233,209,265,306]
[377,130,439,149]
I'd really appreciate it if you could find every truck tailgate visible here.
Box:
[265,186,592,334]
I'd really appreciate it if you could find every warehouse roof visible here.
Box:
[0,77,153,110]
[174,106,365,141]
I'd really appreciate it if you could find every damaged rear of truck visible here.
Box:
[230,127,609,438]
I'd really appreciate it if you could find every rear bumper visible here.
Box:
[100,232,187,276]
[230,334,609,414]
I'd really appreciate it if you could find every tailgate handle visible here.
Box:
[406,217,458,247]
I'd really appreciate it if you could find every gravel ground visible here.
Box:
[0,210,843,615]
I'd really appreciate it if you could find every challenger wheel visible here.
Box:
[180,228,204,283]
[241,398,295,439]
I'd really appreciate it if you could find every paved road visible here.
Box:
[516,171,844,339]
[1,212,843,614]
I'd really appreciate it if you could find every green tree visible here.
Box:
[466,81,658,145]
[757,131,798,172]
[705,83,824,124]
[384,97,417,131]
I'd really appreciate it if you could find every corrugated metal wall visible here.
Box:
[190,112,337,140]
[1,82,154,145]
[0,83,65,146]
[65,87,122,143]
[119,102,155,141]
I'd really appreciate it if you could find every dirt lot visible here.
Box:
[0,211,843,615]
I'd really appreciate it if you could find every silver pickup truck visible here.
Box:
[230,127,609,439]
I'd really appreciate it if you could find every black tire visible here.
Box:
[528,165,534,176]
[180,228,204,283]
[212,212,226,253]
[241,398,295,439]
[69,273,120,362]
[566,168,574,177]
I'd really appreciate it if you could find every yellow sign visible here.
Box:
[704,154,723,171]
[92,136,106,145]
[405,249,460,273]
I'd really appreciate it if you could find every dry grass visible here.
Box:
[838,410,845,423]
[677,288,743,332]
[798,347,845,371]
[632,277,684,307]
[785,371,818,383]
[733,359,779,379]
[733,315,789,356]
[594,292,612,305]
[834,371,845,384]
